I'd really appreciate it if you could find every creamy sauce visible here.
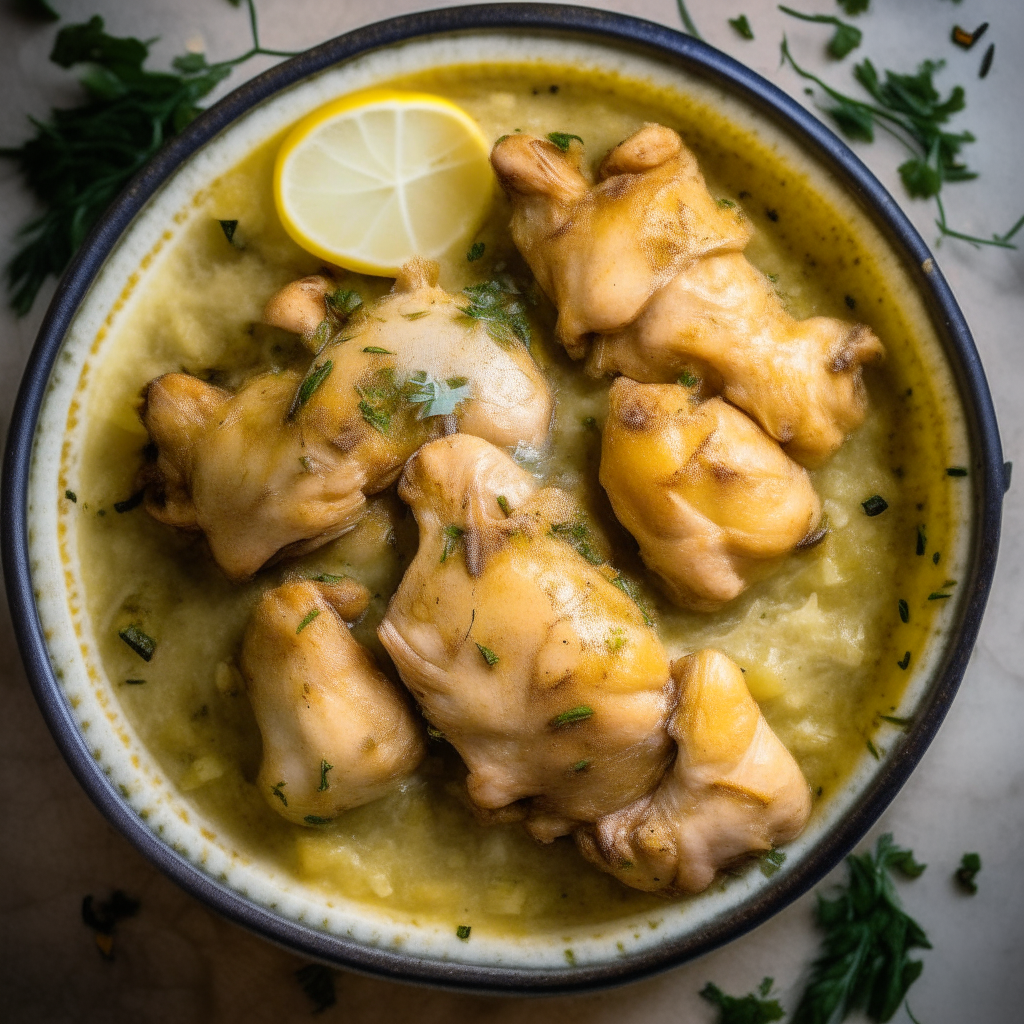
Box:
[73,63,956,935]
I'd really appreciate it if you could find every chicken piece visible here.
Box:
[241,576,425,826]
[576,649,811,894]
[262,274,335,344]
[588,252,884,465]
[378,434,675,842]
[491,124,751,358]
[600,378,822,611]
[142,258,554,579]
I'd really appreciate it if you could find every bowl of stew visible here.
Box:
[1,2,1004,993]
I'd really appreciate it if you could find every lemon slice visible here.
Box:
[274,89,494,275]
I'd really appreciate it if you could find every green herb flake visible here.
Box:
[676,0,703,38]
[837,0,869,14]
[927,591,952,601]
[459,278,532,348]
[125,678,146,686]
[889,849,928,879]
[426,724,445,741]
[880,714,913,729]
[916,524,927,556]
[790,832,929,1024]
[716,197,737,209]
[303,815,332,826]
[401,310,429,320]
[118,624,156,662]
[898,599,909,623]
[441,524,464,563]
[355,367,401,434]
[296,608,320,634]
[407,370,471,418]
[113,490,144,514]
[550,706,594,728]
[728,15,754,40]
[496,494,511,517]
[611,573,654,626]
[605,628,627,652]
[866,738,880,760]
[898,651,911,670]
[313,573,346,584]
[476,643,499,667]
[218,219,238,244]
[467,241,485,261]
[327,288,362,317]
[955,851,981,894]
[700,979,785,1023]
[299,455,314,473]
[760,848,786,877]
[295,963,336,1013]
[456,924,471,940]
[946,466,968,477]
[270,781,288,807]
[564,949,576,966]
[289,359,333,419]
[546,131,583,152]
[318,759,334,792]
[571,759,591,773]
[861,494,889,516]
[362,346,394,354]
[678,369,700,387]
[932,551,941,565]
[779,7,862,60]
[549,520,603,565]
[979,43,994,80]
[65,489,77,502]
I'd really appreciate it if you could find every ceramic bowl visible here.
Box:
[1,2,1005,993]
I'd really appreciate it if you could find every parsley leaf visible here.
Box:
[779,7,862,59]
[549,519,603,565]
[459,278,531,348]
[954,852,981,893]
[791,833,930,1024]
[355,367,401,434]
[546,131,583,151]
[550,706,594,728]
[406,370,471,418]
[729,15,754,41]
[700,979,785,1024]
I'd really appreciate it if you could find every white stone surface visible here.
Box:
[0,1,1021,1021]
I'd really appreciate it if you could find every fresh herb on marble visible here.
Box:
[700,977,785,1024]
[954,851,981,893]
[676,0,703,39]
[778,7,862,59]
[729,15,755,41]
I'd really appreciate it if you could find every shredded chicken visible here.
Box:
[576,649,812,893]
[241,576,424,826]
[142,258,553,579]
[378,434,675,842]
[492,124,884,465]
[600,378,823,610]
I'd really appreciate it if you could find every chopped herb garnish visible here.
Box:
[426,724,445,741]
[313,573,346,584]
[401,310,429,320]
[362,346,394,354]
[866,738,880,759]
[605,628,627,652]
[318,759,333,792]
[880,715,912,730]
[326,288,362,318]
[760,849,786,877]
[289,359,333,420]
[113,490,144,513]
[952,23,988,50]
[476,643,499,667]
[916,524,926,556]
[550,706,594,728]
[407,370,471,418]
[932,552,940,565]
[889,848,928,879]
[837,0,869,13]
[898,651,911,670]
[700,978,785,1023]
[296,608,320,633]
[125,678,146,686]
[678,369,700,387]
[299,455,314,473]
[355,367,401,434]
[716,197,737,209]
[441,524,464,563]
[459,278,531,348]
[467,241,485,261]
[270,781,288,807]
[790,833,929,1024]
[218,219,238,244]
[779,7,862,60]
[118,624,156,661]
[456,924,471,940]
[946,466,968,477]
[65,489,77,502]
[861,494,889,516]
[954,852,981,894]
[611,573,654,627]
[295,963,336,1013]
[571,759,591,773]
[898,599,909,623]
[927,591,952,600]
[496,494,511,516]
[549,520,603,565]
[303,815,332,826]
[979,43,994,80]
[728,15,754,40]
[546,131,583,152]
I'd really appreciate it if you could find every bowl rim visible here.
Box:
[0,1,1005,995]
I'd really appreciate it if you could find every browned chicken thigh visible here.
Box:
[576,649,812,894]
[491,124,883,465]
[377,434,676,843]
[141,259,553,579]
[241,577,424,826]
[600,378,822,611]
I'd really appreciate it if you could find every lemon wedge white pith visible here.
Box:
[274,90,494,275]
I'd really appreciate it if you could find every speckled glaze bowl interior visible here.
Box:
[1,4,1004,994]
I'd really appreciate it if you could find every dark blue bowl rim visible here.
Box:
[1,2,1004,996]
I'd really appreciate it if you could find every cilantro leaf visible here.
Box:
[406,370,471,418]
[700,979,785,1024]
[729,15,754,41]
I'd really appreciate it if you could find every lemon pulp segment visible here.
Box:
[274,90,495,275]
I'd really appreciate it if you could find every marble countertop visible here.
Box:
[2,1,1022,1020]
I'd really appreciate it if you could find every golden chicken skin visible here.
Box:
[377,434,676,843]
[600,378,823,611]
[576,649,812,894]
[492,124,883,465]
[241,577,425,826]
[141,258,553,579]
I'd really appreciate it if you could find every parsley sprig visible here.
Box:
[459,278,532,348]
[701,977,784,1024]
[1,0,298,314]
